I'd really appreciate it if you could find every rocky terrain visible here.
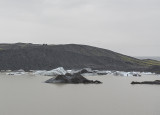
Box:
[0,43,160,73]
[131,80,160,85]
[45,73,102,84]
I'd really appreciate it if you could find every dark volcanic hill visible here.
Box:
[0,43,160,72]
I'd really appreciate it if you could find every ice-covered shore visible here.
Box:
[3,67,157,76]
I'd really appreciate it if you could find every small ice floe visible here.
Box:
[112,71,128,76]
[33,70,47,75]
[96,70,110,75]
[112,71,141,77]
[141,72,156,75]
[65,69,78,75]
[67,69,112,76]
[81,69,111,76]
[6,69,26,75]
[33,67,66,76]
[6,72,26,76]
[6,73,14,75]
[129,72,141,77]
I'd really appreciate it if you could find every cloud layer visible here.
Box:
[0,0,160,56]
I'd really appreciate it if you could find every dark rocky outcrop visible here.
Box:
[96,71,108,75]
[45,73,102,84]
[132,74,141,77]
[76,68,93,74]
[131,80,160,85]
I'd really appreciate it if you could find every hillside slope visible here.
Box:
[0,43,159,72]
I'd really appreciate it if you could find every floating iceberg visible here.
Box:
[33,70,47,75]
[141,72,156,75]
[6,72,26,75]
[96,70,109,75]
[6,69,26,75]
[33,67,66,76]
[112,71,141,77]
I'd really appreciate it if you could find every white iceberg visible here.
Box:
[33,67,66,76]
[33,70,47,75]
[141,72,155,75]
[112,71,141,77]
[6,72,26,75]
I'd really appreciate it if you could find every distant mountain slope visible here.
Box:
[136,56,160,61]
[0,43,159,72]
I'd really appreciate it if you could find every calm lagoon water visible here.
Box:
[0,73,160,115]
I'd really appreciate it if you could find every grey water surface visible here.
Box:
[0,73,160,115]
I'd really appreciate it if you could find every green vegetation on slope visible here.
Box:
[142,59,160,66]
[119,55,160,66]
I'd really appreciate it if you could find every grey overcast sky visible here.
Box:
[0,0,160,56]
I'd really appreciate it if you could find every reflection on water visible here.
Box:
[0,73,160,115]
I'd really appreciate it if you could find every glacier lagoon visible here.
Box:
[0,73,160,115]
